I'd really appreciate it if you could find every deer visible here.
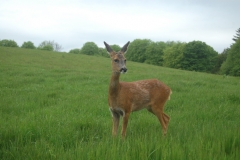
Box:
[104,41,172,138]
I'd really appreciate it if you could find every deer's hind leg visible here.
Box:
[163,113,170,127]
[147,108,170,127]
[148,104,170,135]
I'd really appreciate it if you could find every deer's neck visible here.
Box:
[109,72,121,97]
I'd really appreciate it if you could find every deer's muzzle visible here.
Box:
[120,68,127,73]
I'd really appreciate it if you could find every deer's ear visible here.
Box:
[104,41,113,53]
[121,41,130,53]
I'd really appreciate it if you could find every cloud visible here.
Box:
[1,0,239,52]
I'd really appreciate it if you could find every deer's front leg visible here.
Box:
[121,112,130,138]
[110,109,120,136]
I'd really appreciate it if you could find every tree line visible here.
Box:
[1,28,239,76]
[69,28,239,76]
[71,40,220,73]
[0,40,62,52]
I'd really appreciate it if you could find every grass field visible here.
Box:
[0,47,239,159]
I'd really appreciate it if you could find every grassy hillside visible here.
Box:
[0,47,239,159]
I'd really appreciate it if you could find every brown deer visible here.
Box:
[104,41,172,138]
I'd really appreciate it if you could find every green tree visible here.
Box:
[38,40,62,52]
[165,41,177,47]
[212,48,228,74]
[100,44,121,57]
[21,41,36,49]
[145,41,167,66]
[126,39,151,63]
[163,42,186,69]
[41,45,54,51]
[81,42,99,55]
[0,39,18,47]
[69,48,81,54]
[110,44,121,52]
[232,28,240,42]
[98,47,108,57]
[221,38,240,76]
[181,41,218,73]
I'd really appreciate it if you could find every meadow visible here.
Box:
[0,47,239,160]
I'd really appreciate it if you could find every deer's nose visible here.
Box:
[120,68,127,73]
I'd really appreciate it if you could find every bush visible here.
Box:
[0,39,18,47]
[40,45,54,51]
[81,42,98,55]
[38,40,62,52]
[220,39,240,76]
[69,49,81,54]
[21,41,36,49]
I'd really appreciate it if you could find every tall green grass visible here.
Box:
[0,47,239,159]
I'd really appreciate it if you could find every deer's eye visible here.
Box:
[114,59,119,63]
[124,59,126,63]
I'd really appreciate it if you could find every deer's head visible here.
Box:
[104,41,130,74]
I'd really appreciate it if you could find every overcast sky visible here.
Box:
[1,0,240,53]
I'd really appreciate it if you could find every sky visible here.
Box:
[0,0,240,53]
